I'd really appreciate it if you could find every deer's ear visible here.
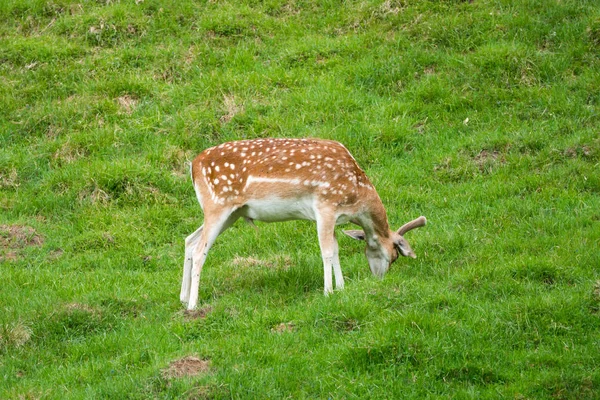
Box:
[343,230,366,241]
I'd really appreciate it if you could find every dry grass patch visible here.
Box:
[0,321,32,350]
[271,322,295,333]
[219,94,243,123]
[232,254,292,270]
[162,356,211,379]
[117,95,139,114]
[0,168,19,189]
[52,141,88,166]
[78,182,111,205]
[64,303,100,315]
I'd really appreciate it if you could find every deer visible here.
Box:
[180,138,426,310]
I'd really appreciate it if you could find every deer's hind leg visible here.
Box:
[181,226,203,304]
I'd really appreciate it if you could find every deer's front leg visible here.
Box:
[181,226,203,304]
[332,236,344,290]
[316,209,337,295]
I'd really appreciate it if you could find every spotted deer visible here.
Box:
[180,138,426,309]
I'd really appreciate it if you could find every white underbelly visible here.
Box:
[240,196,316,222]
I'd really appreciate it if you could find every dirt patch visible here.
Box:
[0,225,44,261]
[183,305,213,321]
[271,322,295,333]
[0,225,44,249]
[473,150,502,164]
[162,356,211,379]
[1,251,19,262]
[117,95,138,114]
[565,145,593,159]
[472,150,506,173]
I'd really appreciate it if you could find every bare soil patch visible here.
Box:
[0,225,44,261]
[2,251,19,262]
[472,150,506,173]
[565,145,593,159]
[0,225,44,248]
[183,305,213,321]
[162,356,211,379]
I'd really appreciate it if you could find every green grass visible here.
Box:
[1,0,599,398]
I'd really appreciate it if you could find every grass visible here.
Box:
[1,0,599,398]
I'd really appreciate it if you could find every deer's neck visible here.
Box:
[354,190,391,248]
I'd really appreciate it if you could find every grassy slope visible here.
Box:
[1,0,599,398]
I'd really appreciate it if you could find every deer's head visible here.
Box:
[343,216,427,277]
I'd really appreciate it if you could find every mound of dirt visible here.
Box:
[162,356,211,379]
[0,225,44,261]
